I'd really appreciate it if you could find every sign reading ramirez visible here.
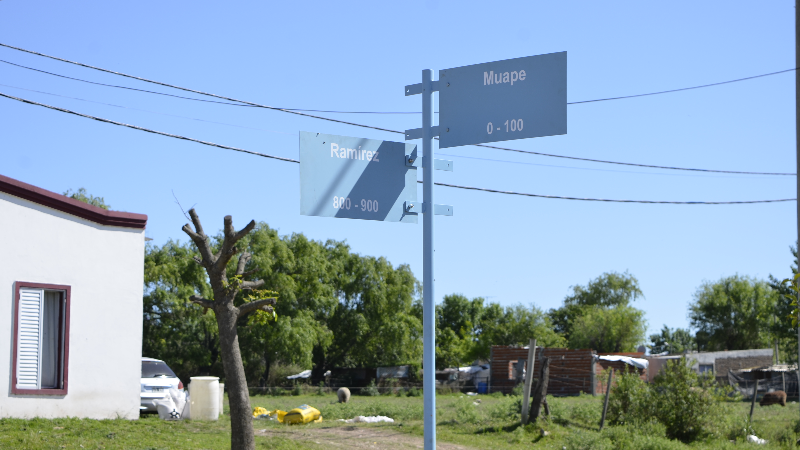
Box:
[299,131,418,223]
[438,52,567,149]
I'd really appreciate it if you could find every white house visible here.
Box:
[0,174,147,419]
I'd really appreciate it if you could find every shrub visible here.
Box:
[406,387,422,397]
[651,359,713,442]
[362,379,380,396]
[607,370,651,426]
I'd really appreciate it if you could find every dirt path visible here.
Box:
[256,425,475,450]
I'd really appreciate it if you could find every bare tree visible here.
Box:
[182,209,276,450]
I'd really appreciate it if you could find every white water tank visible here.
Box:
[189,376,220,420]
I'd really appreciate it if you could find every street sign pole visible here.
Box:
[421,68,437,450]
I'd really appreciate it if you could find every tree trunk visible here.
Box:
[181,210,276,450]
[217,306,254,450]
[530,357,550,421]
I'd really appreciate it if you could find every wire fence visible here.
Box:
[727,371,798,399]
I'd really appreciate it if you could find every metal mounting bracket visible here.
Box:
[405,202,453,216]
[405,80,440,96]
[405,126,439,140]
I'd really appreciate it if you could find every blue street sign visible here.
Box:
[299,131,418,223]
[438,51,567,149]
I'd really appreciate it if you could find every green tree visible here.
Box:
[768,244,798,364]
[689,275,777,351]
[63,187,110,209]
[322,246,422,370]
[142,240,221,383]
[568,305,647,352]
[473,303,565,360]
[648,325,695,354]
[548,272,646,352]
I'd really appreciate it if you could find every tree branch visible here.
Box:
[189,295,215,310]
[214,217,256,271]
[236,252,252,276]
[242,266,261,277]
[238,297,277,318]
[241,279,265,290]
[182,209,215,266]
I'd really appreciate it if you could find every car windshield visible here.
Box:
[141,360,177,378]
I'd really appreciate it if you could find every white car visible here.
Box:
[140,357,183,412]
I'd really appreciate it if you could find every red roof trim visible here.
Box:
[0,174,147,229]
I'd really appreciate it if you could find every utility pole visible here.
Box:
[796,0,799,416]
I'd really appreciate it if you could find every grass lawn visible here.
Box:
[1,392,798,449]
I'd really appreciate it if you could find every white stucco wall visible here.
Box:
[0,192,144,419]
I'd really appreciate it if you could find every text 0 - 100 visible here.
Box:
[333,197,379,212]
[486,119,524,135]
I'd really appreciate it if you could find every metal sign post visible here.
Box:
[405,69,439,450]
[303,52,564,450]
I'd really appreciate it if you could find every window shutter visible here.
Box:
[16,288,43,390]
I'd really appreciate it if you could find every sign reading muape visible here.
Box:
[299,131,418,223]
[438,52,567,149]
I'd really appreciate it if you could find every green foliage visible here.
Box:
[607,360,713,443]
[63,187,110,210]
[768,243,799,364]
[651,359,713,442]
[548,272,647,352]
[361,379,380,396]
[689,275,778,351]
[568,305,647,353]
[471,303,565,362]
[143,224,423,386]
[606,370,652,426]
[648,325,695,354]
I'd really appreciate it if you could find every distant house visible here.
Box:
[0,174,147,419]
[647,349,773,382]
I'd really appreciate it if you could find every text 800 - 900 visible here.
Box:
[333,197,379,213]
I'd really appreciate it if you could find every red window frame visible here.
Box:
[11,281,71,396]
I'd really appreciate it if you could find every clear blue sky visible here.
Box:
[1,1,796,341]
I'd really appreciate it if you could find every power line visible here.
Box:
[567,68,797,105]
[0,83,295,135]
[0,91,792,205]
[0,42,401,134]
[0,42,792,176]
[2,81,780,180]
[0,91,298,163]
[0,59,418,114]
[472,143,795,176]
[2,45,794,111]
[0,59,254,107]
[435,152,789,179]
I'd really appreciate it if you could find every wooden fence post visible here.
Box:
[599,369,614,431]
[520,339,537,425]
[749,378,760,423]
[530,357,550,421]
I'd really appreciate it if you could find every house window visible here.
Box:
[12,282,70,395]
[698,364,713,374]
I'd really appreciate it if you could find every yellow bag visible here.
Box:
[282,404,321,425]
[252,407,270,418]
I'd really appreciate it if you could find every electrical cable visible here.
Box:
[1,91,793,205]
[436,152,789,179]
[0,83,295,135]
[0,59,419,114]
[0,59,254,107]
[1,81,781,179]
[0,43,792,176]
